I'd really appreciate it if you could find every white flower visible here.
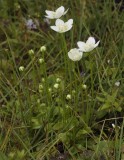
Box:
[77,37,100,52]
[68,48,83,61]
[50,19,73,33]
[45,6,68,19]
[115,81,120,87]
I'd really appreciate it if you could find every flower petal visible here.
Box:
[55,6,65,18]
[66,19,73,26]
[56,6,64,13]
[63,8,69,15]
[86,37,95,45]
[77,41,87,52]
[84,45,95,52]
[68,48,83,61]
[50,26,59,32]
[45,10,55,19]
[94,40,100,47]
[55,19,64,26]
[66,24,73,32]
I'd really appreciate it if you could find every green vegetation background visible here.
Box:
[0,0,124,159]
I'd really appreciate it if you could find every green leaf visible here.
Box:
[98,103,110,111]
[96,110,108,119]
[53,122,64,130]
[77,127,92,137]
[96,96,105,102]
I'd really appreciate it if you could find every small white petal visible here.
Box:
[68,48,83,61]
[84,45,95,52]
[94,40,100,47]
[55,6,64,18]
[77,41,87,52]
[50,26,59,32]
[63,8,69,15]
[55,19,64,26]
[112,124,115,128]
[56,6,64,13]
[45,15,52,19]
[45,10,56,19]
[65,25,73,32]
[86,37,95,45]
[45,10,54,15]
[67,19,73,25]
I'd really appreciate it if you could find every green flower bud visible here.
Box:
[28,49,34,56]
[66,94,71,100]
[19,66,24,72]
[39,84,43,90]
[82,84,87,89]
[41,78,45,82]
[56,77,61,83]
[54,83,59,89]
[39,58,44,64]
[40,46,46,52]
[48,88,52,92]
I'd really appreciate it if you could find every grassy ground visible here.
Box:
[0,0,124,159]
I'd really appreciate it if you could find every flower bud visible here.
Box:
[14,3,20,10]
[72,90,76,94]
[39,58,44,64]
[37,99,40,104]
[115,81,120,87]
[39,84,44,93]
[56,78,61,83]
[41,78,45,82]
[48,88,52,92]
[82,84,87,89]
[66,94,71,100]
[107,59,110,64]
[54,83,59,89]
[39,89,43,93]
[40,103,46,107]
[112,124,115,129]
[28,49,34,56]
[40,46,46,52]
[65,105,69,108]
[39,84,43,90]
[19,66,24,72]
